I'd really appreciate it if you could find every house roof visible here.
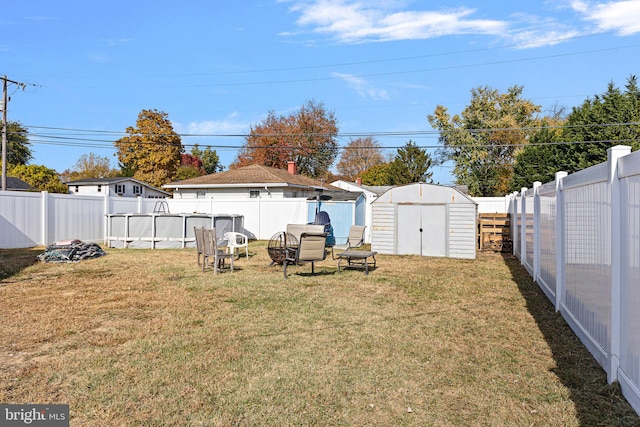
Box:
[330,180,394,197]
[164,164,343,192]
[65,177,137,185]
[6,177,35,191]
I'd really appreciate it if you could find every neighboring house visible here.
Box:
[330,179,393,244]
[5,177,35,192]
[65,177,170,198]
[164,162,351,201]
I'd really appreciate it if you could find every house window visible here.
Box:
[196,190,206,199]
[115,184,125,194]
[133,185,142,195]
[249,190,260,198]
[97,185,101,193]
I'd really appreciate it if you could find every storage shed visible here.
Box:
[371,183,477,259]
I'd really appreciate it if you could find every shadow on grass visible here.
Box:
[501,253,639,426]
[0,247,41,281]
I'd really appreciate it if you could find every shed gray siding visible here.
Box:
[371,204,395,254]
[448,204,477,259]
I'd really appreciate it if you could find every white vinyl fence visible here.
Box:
[0,192,312,248]
[511,145,640,416]
[0,191,105,248]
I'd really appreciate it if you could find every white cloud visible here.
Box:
[89,53,112,63]
[331,72,389,99]
[104,38,133,47]
[509,29,583,48]
[25,16,57,22]
[176,113,250,135]
[572,0,640,35]
[288,0,507,43]
[506,14,583,48]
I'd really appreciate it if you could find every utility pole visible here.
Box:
[1,76,7,191]
[1,75,31,191]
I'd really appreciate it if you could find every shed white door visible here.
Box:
[396,204,446,256]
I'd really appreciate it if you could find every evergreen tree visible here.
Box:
[388,141,433,184]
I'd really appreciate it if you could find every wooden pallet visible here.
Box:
[477,213,512,252]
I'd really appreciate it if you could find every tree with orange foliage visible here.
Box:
[232,100,338,178]
[175,153,206,180]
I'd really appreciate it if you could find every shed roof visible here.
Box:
[373,182,477,205]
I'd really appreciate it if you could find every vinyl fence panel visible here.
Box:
[47,193,104,245]
[537,181,559,301]
[618,151,640,413]
[511,145,640,416]
[0,191,42,248]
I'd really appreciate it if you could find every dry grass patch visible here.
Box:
[0,242,637,426]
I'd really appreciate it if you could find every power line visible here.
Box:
[50,41,639,90]
[24,136,639,151]
[127,44,640,89]
[144,33,605,78]
[21,120,640,140]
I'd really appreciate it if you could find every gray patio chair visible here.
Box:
[283,232,327,279]
[194,226,205,266]
[198,227,234,274]
[332,225,366,259]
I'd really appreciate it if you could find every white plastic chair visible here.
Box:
[224,232,249,259]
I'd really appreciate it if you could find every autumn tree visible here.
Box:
[336,137,385,181]
[6,121,32,166]
[114,109,182,188]
[428,85,540,196]
[60,153,118,181]
[388,141,433,184]
[191,144,223,174]
[9,164,67,193]
[176,153,205,180]
[233,100,339,178]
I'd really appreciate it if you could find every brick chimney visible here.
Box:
[287,160,296,174]
[356,177,362,185]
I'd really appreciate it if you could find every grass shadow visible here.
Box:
[0,247,42,281]
[293,269,336,278]
[501,253,639,426]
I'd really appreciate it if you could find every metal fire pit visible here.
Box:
[267,232,298,265]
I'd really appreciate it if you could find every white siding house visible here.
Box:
[66,177,170,198]
[164,163,350,201]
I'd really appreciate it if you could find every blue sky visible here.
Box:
[3,0,640,184]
